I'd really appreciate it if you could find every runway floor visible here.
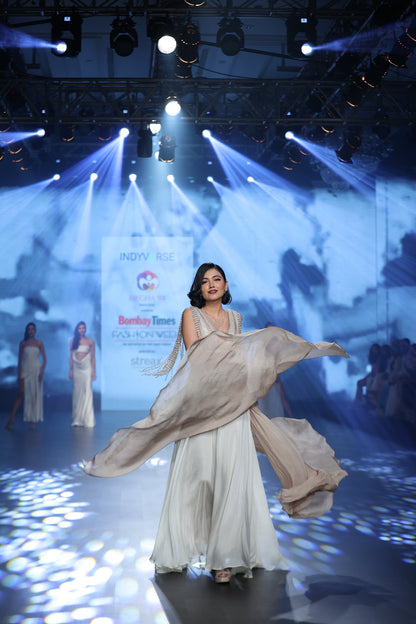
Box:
[1,403,415,624]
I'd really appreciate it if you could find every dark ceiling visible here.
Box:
[1,1,416,187]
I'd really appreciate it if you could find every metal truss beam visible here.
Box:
[1,77,415,127]
[1,1,373,20]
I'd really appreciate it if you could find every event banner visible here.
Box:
[101,236,193,410]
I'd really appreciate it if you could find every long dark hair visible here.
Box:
[187,263,232,308]
[24,322,36,341]
[72,321,86,351]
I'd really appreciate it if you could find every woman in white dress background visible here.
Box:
[69,321,96,428]
[151,263,288,583]
[6,322,46,430]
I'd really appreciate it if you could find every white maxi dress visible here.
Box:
[72,345,95,427]
[150,308,288,576]
[21,345,43,423]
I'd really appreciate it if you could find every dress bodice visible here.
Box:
[190,306,241,339]
[75,345,90,353]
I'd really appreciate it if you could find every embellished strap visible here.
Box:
[141,313,184,377]
[190,306,202,339]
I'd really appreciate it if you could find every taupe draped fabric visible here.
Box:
[83,325,349,518]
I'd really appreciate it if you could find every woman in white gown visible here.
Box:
[83,263,349,583]
[6,322,46,429]
[69,321,96,428]
[151,297,288,580]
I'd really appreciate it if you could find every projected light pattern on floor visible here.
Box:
[266,448,416,571]
[0,465,167,624]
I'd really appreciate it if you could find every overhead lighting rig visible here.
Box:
[110,17,138,57]
[216,17,244,56]
[51,13,82,57]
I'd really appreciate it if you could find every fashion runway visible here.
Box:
[1,403,415,624]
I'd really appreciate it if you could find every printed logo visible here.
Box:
[137,270,159,291]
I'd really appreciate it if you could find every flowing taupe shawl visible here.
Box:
[83,322,349,518]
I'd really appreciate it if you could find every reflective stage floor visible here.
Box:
[1,405,415,624]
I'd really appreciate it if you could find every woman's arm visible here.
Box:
[69,338,73,380]
[17,341,24,381]
[38,340,47,381]
[90,339,96,381]
[182,308,198,350]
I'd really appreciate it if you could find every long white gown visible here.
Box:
[21,345,43,423]
[72,345,95,427]
[150,308,288,576]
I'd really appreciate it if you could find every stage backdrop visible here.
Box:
[101,236,193,410]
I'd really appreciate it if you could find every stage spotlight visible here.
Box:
[55,42,68,55]
[147,18,177,54]
[158,135,176,162]
[167,174,174,182]
[285,130,294,140]
[249,125,267,143]
[363,55,389,88]
[202,129,211,138]
[90,172,98,181]
[184,0,205,6]
[60,124,75,142]
[149,122,161,135]
[372,111,390,139]
[301,42,313,56]
[110,17,138,57]
[51,13,82,57]
[165,97,181,116]
[286,12,317,57]
[53,173,60,180]
[96,124,113,142]
[247,176,254,182]
[177,23,199,64]
[345,76,368,108]
[175,58,193,79]
[207,176,213,182]
[216,17,244,56]
[336,133,361,164]
[387,28,416,68]
[119,127,130,138]
[36,128,46,137]
[137,127,153,158]
[129,173,137,182]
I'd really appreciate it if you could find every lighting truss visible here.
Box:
[0,77,414,127]
[1,1,374,20]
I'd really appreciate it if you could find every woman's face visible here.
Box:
[27,324,36,338]
[200,268,227,303]
[77,324,86,336]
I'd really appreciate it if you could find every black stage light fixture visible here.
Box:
[345,76,368,108]
[158,134,176,162]
[363,55,389,88]
[184,0,206,6]
[51,13,82,57]
[336,133,361,164]
[175,57,193,78]
[110,17,138,57]
[216,17,244,56]
[137,127,153,158]
[147,17,177,54]
[60,124,75,142]
[286,12,317,57]
[387,26,416,68]
[177,23,199,64]
[372,111,390,139]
